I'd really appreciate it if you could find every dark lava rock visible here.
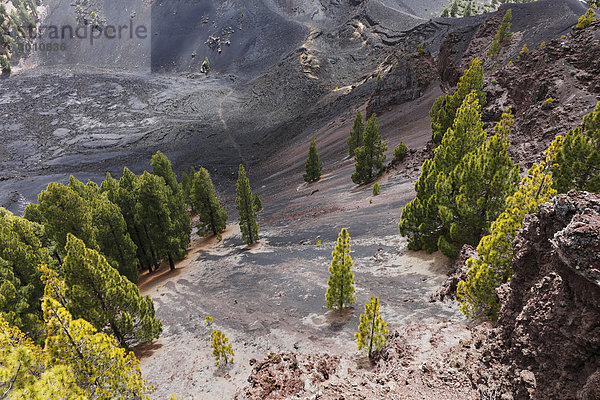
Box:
[434,244,476,302]
[479,191,600,400]
[366,53,438,118]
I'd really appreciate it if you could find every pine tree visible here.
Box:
[42,297,150,399]
[36,182,96,253]
[303,137,322,183]
[457,102,600,320]
[151,151,191,267]
[134,172,176,271]
[436,108,519,257]
[372,182,380,196]
[450,0,459,17]
[0,265,152,399]
[552,101,600,193]
[191,167,228,236]
[108,168,159,273]
[0,210,51,336]
[400,92,486,252]
[352,114,387,184]
[430,58,486,145]
[325,228,356,310]
[253,193,263,212]
[355,296,389,358]
[236,164,259,246]
[180,170,192,207]
[210,330,234,366]
[457,147,557,320]
[89,195,139,283]
[489,9,513,58]
[61,234,162,348]
[347,111,365,157]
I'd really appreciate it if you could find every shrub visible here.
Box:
[211,330,234,366]
[519,43,529,55]
[577,8,595,29]
[0,55,10,75]
[393,142,408,162]
[417,44,425,55]
[372,182,380,196]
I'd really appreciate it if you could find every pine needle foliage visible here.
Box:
[430,58,486,145]
[210,330,234,366]
[400,94,518,257]
[352,114,387,184]
[62,234,162,349]
[191,167,228,236]
[355,296,388,358]
[303,137,322,183]
[347,111,365,157]
[489,9,513,58]
[236,164,259,246]
[325,228,356,310]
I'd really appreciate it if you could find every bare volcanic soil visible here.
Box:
[137,137,477,399]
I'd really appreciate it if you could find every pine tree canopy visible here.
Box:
[0,267,152,399]
[347,111,365,157]
[134,172,177,269]
[457,101,600,321]
[552,101,600,193]
[355,296,388,358]
[0,210,51,337]
[304,137,323,183]
[325,228,356,310]
[210,329,234,366]
[191,167,228,236]
[430,58,486,145]
[151,152,192,266]
[351,114,387,185]
[400,94,518,258]
[236,164,260,246]
[61,234,162,348]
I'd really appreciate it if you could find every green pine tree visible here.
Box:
[355,296,389,358]
[0,210,52,337]
[89,195,139,283]
[151,151,191,267]
[236,164,259,246]
[106,168,159,273]
[39,266,152,398]
[253,193,263,212]
[134,171,176,271]
[325,228,356,310]
[210,329,234,366]
[61,234,162,349]
[552,101,600,193]
[191,167,228,236]
[436,108,519,257]
[348,111,365,157]
[400,94,519,257]
[450,0,459,17]
[304,137,323,183]
[352,114,387,184]
[36,182,96,254]
[430,58,486,145]
[489,9,513,58]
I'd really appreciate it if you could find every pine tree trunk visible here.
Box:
[368,312,376,359]
[168,253,175,271]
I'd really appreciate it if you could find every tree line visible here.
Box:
[0,150,263,398]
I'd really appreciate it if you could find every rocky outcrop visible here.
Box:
[475,191,600,400]
[366,53,438,117]
[435,244,476,302]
